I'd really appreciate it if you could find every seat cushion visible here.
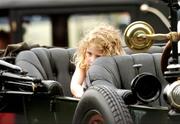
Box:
[87,53,168,106]
[15,47,76,96]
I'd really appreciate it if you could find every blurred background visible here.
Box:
[0,0,175,49]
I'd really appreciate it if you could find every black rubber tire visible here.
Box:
[72,85,133,124]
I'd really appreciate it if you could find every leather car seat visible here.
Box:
[86,53,168,106]
[15,47,75,96]
[15,46,164,97]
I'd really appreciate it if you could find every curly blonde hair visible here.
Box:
[73,24,126,70]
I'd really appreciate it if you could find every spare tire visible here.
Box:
[72,85,133,124]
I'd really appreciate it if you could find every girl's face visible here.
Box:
[85,47,103,66]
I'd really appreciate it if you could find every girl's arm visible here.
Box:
[70,66,86,98]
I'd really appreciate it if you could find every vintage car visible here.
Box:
[0,0,180,124]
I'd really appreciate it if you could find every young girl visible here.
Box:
[70,24,126,98]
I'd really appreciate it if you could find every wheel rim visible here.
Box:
[83,110,104,124]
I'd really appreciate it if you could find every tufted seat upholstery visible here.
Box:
[15,46,164,97]
[86,53,168,106]
[15,47,75,96]
[124,45,164,54]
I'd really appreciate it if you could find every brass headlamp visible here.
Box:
[124,21,154,51]
[124,21,180,51]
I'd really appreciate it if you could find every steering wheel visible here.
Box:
[161,41,172,73]
[161,41,178,83]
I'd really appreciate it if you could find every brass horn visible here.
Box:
[124,21,180,51]
[124,21,154,51]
